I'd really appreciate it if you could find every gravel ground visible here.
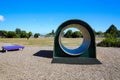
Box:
[0,43,120,80]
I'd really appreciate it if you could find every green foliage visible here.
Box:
[20,31,27,38]
[52,30,55,35]
[27,32,32,39]
[34,33,40,38]
[96,31,104,37]
[0,28,36,38]
[97,37,120,47]
[45,33,53,37]
[118,31,120,37]
[2,30,8,37]
[45,30,55,37]
[64,30,73,38]
[105,24,119,38]
[71,31,82,38]
[7,31,19,38]
[15,28,21,34]
[97,24,120,47]
[64,30,82,38]
[0,30,8,38]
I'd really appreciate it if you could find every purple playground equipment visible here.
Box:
[2,45,24,52]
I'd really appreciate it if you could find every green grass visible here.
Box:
[0,37,104,47]
[61,38,83,49]
[0,38,54,46]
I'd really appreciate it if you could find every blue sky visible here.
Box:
[0,0,120,34]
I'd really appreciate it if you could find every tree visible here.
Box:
[118,30,120,37]
[7,31,18,38]
[72,31,82,38]
[52,29,55,36]
[0,30,8,38]
[27,32,32,39]
[15,28,21,38]
[34,33,40,38]
[64,30,73,38]
[45,33,52,37]
[15,28,21,34]
[97,24,120,47]
[0,30,2,37]
[105,24,119,38]
[20,31,27,38]
[45,30,55,37]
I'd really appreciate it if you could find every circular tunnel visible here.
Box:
[54,19,96,58]
[58,24,91,56]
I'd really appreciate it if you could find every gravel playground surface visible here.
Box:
[0,43,120,80]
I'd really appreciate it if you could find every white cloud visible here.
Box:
[0,15,5,22]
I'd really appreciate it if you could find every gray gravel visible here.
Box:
[0,43,120,80]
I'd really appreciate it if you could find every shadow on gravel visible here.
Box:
[33,50,102,65]
[52,58,102,65]
[33,50,53,58]
[0,50,4,53]
[0,49,21,53]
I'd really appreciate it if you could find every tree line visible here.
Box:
[0,24,120,39]
[64,30,83,38]
[0,28,40,39]
[63,24,120,38]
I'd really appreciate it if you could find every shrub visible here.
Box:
[97,38,120,47]
[34,33,40,38]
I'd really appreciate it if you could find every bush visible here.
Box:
[34,33,40,38]
[97,38,120,47]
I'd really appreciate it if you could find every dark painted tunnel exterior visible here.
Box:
[53,19,96,58]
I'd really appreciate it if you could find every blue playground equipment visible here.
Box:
[2,45,24,52]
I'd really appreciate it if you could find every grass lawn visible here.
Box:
[0,38,54,46]
[0,37,104,46]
